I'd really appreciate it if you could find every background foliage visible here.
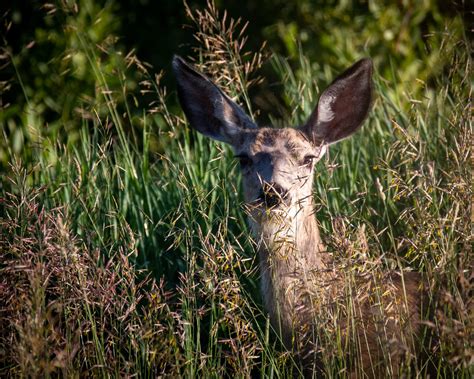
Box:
[0,0,471,377]
[1,0,468,166]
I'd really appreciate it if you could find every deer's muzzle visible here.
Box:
[258,183,289,208]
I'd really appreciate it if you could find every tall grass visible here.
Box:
[1,1,471,377]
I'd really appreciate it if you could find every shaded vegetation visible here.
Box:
[0,0,471,377]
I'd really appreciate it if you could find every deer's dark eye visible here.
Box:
[303,155,317,166]
[235,154,252,167]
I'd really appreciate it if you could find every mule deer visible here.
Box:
[173,56,425,377]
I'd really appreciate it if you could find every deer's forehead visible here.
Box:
[240,128,313,156]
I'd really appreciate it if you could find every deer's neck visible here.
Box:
[252,200,328,270]
[251,200,332,345]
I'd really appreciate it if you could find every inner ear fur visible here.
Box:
[172,55,256,145]
[301,58,373,146]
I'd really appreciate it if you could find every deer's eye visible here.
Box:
[303,155,317,166]
[235,154,252,167]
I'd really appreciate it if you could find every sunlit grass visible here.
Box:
[0,1,471,377]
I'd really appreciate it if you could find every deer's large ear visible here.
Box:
[300,58,373,145]
[172,55,257,145]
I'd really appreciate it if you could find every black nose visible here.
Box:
[258,183,288,208]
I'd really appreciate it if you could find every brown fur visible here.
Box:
[244,129,424,378]
[173,56,426,378]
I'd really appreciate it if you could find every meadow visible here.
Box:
[0,1,471,377]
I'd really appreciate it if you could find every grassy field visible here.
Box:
[0,1,471,377]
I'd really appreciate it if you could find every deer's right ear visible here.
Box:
[300,58,373,146]
[172,55,257,145]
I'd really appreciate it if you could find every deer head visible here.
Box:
[172,56,372,225]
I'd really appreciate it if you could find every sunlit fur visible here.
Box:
[236,127,422,377]
[173,56,425,378]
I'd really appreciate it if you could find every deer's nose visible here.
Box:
[258,183,289,208]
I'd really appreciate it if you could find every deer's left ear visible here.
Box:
[172,55,257,146]
[300,58,373,146]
